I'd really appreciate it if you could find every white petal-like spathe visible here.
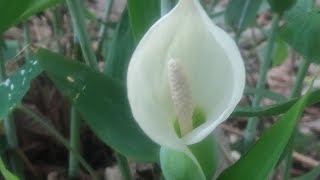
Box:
[127,0,245,149]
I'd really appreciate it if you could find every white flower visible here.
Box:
[127,0,245,150]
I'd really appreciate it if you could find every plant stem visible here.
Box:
[66,0,99,71]
[68,106,81,178]
[0,36,25,180]
[290,60,311,98]
[52,6,63,54]
[283,59,311,179]
[17,105,98,180]
[97,0,114,55]
[23,22,31,59]
[243,14,281,150]
[66,1,99,177]
[115,153,132,180]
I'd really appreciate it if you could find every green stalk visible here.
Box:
[283,59,311,179]
[115,153,132,180]
[66,0,99,71]
[67,1,132,179]
[23,22,31,59]
[68,106,81,178]
[17,105,98,180]
[243,14,281,150]
[0,36,25,179]
[52,6,63,54]
[97,0,114,54]
[68,34,83,178]
[66,1,99,177]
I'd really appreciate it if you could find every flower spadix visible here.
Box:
[127,0,245,150]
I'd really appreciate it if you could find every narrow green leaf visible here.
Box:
[127,0,161,42]
[160,147,206,180]
[225,0,263,35]
[34,48,160,162]
[267,0,297,14]
[218,92,311,180]
[0,156,19,180]
[104,8,134,84]
[291,164,320,180]
[0,59,42,119]
[232,89,320,118]
[0,0,62,33]
[280,7,320,63]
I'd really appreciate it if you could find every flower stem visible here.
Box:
[16,105,98,180]
[97,0,114,55]
[0,36,25,180]
[66,0,100,177]
[115,153,132,180]
[66,0,99,71]
[283,59,311,179]
[243,14,281,150]
[52,6,63,54]
[68,106,81,178]
[23,22,31,59]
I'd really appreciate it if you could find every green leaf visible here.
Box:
[279,7,320,63]
[225,0,263,35]
[0,59,42,119]
[267,0,297,14]
[232,89,320,117]
[0,0,62,33]
[104,8,134,84]
[0,156,19,180]
[34,48,160,162]
[272,39,288,66]
[291,164,320,180]
[127,0,161,42]
[284,0,314,19]
[218,91,312,180]
[160,147,206,180]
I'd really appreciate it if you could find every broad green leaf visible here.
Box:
[284,0,314,19]
[0,156,19,180]
[0,0,62,33]
[104,8,134,84]
[272,39,288,66]
[225,0,263,35]
[291,164,320,180]
[34,48,160,162]
[232,89,320,117]
[218,91,311,180]
[160,147,206,180]
[127,0,161,42]
[280,7,320,63]
[0,59,42,119]
[267,0,297,14]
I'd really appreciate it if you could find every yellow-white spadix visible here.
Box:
[127,0,245,150]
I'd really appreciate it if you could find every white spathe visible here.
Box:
[127,0,245,150]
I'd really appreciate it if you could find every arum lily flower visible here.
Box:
[127,0,245,150]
